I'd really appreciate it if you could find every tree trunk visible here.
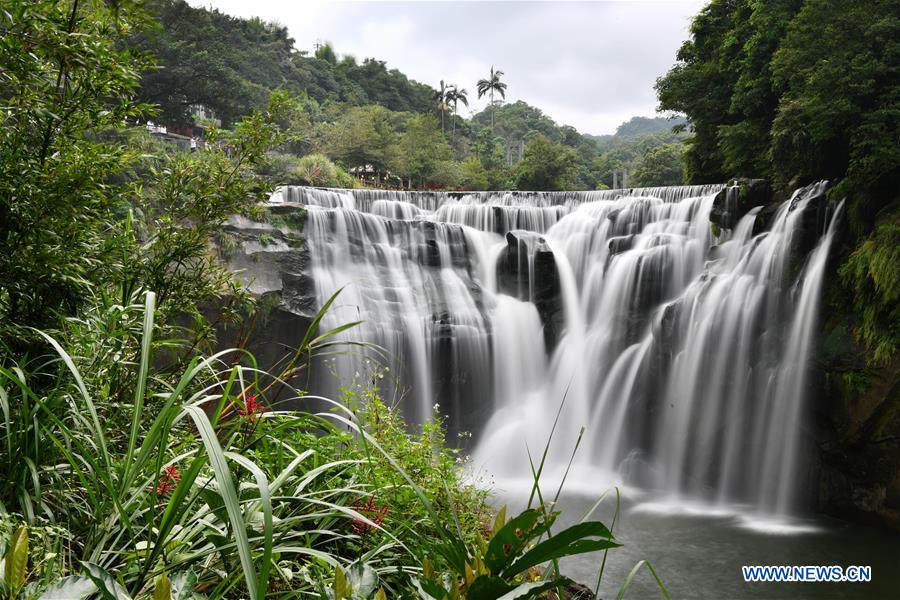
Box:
[490,89,495,132]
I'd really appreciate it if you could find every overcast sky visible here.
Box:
[186,1,704,135]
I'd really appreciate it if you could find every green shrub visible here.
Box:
[460,157,490,191]
[294,153,360,189]
[839,210,900,365]
[0,291,492,598]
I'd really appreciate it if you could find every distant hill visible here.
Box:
[587,115,685,144]
[133,0,435,126]
[614,115,686,138]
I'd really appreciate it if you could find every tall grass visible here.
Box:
[0,291,390,597]
[0,289,664,599]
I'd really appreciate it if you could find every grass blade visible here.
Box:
[225,451,273,596]
[183,405,259,599]
[125,291,156,476]
[617,559,670,600]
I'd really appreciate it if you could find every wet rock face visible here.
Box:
[607,234,635,257]
[710,178,772,231]
[533,245,564,349]
[218,211,316,318]
[212,208,315,396]
[496,230,564,349]
[815,322,900,532]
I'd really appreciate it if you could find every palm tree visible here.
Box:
[446,86,468,136]
[433,80,450,134]
[477,66,507,133]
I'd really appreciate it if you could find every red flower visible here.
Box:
[351,496,389,536]
[161,465,181,482]
[153,465,181,496]
[154,479,176,495]
[238,393,264,420]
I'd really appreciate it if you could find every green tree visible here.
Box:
[132,2,435,126]
[314,41,337,64]
[0,0,150,345]
[655,0,899,364]
[459,157,490,190]
[433,79,450,134]
[473,129,505,171]
[631,143,685,187]
[446,85,469,136]
[770,0,899,236]
[477,66,507,133]
[321,105,396,178]
[514,135,576,191]
[133,0,288,127]
[390,115,454,188]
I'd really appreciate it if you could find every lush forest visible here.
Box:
[132,0,434,125]
[130,0,687,192]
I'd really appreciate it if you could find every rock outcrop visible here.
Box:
[212,208,316,397]
[496,230,564,349]
[815,309,900,531]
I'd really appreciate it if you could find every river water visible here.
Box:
[490,479,899,599]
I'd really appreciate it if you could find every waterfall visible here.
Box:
[286,182,838,515]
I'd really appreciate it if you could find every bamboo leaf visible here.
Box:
[467,575,514,599]
[224,451,273,596]
[497,579,570,599]
[183,406,259,599]
[37,576,97,600]
[5,526,28,593]
[35,331,110,470]
[346,562,378,597]
[152,573,171,600]
[411,577,444,600]
[504,521,619,578]
[483,510,550,574]
[125,291,156,475]
[169,569,197,600]
[81,562,132,600]
[333,566,347,600]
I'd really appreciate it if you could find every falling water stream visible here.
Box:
[280,182,839,515]
[267,184,900,597]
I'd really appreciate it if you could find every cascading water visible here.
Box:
[279,182,839,516]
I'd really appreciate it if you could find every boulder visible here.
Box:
[496,231,564,349]
[533,242,564,349]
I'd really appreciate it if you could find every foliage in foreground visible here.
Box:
[0,291,662,599]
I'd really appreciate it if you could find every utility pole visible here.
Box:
[613,168,629,189]
[505,139,524,166]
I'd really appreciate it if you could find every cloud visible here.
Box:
[186,0,704,134]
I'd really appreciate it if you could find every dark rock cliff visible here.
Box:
[212,207,316,397]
